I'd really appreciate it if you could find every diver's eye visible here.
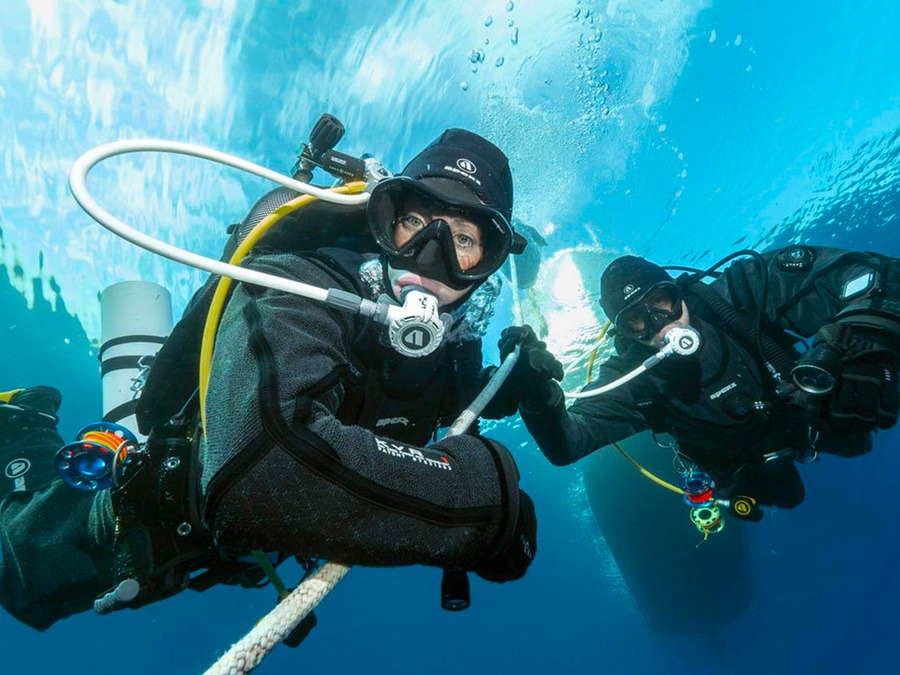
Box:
[645,290,675,312]
[397,214,426,231]
[454,233,476,249]
[625,314,645,331]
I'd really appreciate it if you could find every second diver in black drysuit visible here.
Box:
[493,246,900,512]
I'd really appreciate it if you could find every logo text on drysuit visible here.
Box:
[375,438,452,471]
[376,417,410,428]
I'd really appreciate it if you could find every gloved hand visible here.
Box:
[475,489,537,583]
[828,362,899,433]
[498,325,565,380]
[487,325,564,416]
[805,323,900,433]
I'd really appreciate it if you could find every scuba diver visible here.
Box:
[493,246,900,516]
[0,127,537,632]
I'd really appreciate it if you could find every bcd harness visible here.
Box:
[628,271,801,441]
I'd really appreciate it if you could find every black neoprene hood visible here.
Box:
[399,128,514,223]
[600,255,673,320]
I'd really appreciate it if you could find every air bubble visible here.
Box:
[495,56,505,67]
[505,1,514,11]
[508,19,514,27]
[468,48,485,63]
[510,27,519,45]
[461,81,469,91]
[484,15,493,27]
[472,65,479,73]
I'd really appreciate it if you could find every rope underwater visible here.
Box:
[203,563,350,675]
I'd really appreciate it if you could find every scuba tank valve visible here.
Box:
[293,113,368,182]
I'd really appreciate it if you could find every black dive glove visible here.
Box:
[488,325,565,416]
[830,362,899,432]
[804,323,900,433]
[476,489,537,583]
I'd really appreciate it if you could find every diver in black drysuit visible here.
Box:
[0,129,536,631]
[495,246,900,510]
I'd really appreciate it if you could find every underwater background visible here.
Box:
[1,1,899,673]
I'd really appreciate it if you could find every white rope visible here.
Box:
[204,562,350,675]
[447,256,522,435]
[508,253,523,327]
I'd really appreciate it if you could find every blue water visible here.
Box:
[1,1,899,673]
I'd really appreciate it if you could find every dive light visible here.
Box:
[791,341,842,395]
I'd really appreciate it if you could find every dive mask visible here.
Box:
[614,281,684,342]
[367,176,523,290]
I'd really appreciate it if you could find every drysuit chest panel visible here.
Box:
[650,323,799,462]
[337,333,459,446]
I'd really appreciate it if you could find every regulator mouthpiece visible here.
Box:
[386,287,450,358]
[662,325,701,357]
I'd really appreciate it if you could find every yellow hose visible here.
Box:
[610,442,685,495]
[584,321,684,495]
[585,319,612,383]
[199,182,367,429]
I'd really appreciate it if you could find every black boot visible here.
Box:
[0,386,63,496]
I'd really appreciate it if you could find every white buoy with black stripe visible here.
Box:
[99,281,172,441]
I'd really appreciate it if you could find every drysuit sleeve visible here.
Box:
[518,359,652,466]
[717,246,900,340]
[201,252,530,575]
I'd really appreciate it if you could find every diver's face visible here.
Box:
[614,283,689,348]
[391,198,485,307]
[641,301,690,348]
